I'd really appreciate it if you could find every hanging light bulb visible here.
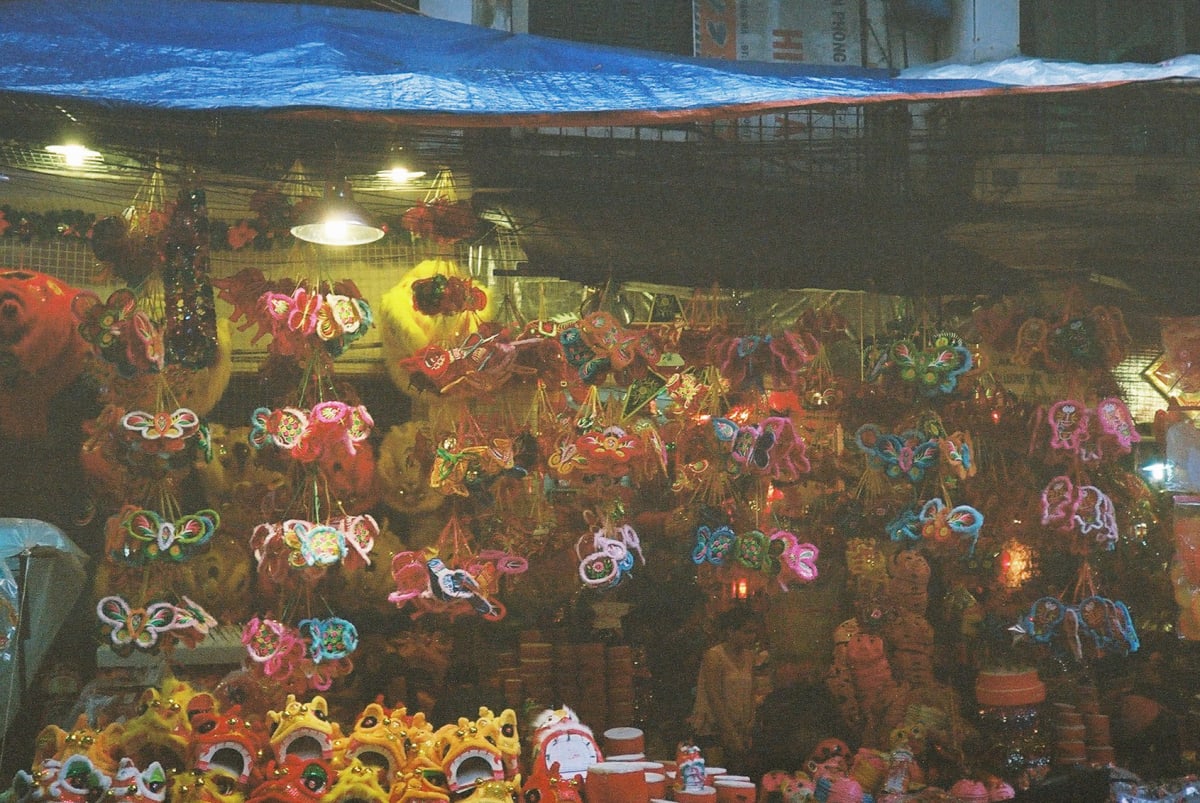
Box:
[290,179,385,246]
[376,141,426,185]
[377,165,426,185]
[45,142,101,168]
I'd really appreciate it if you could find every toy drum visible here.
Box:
[714,778,757,803]
[603,726,645,756]
[645,771,667,799]
[584,761,648,803]
[675,785,718,802]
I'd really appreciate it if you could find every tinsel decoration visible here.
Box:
[163,187,219,368]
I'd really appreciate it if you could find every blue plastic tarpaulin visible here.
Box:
[0,0,1055,127]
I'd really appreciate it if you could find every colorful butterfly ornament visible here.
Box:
[734,529,779,575]
[692,524,737,566]
[869,335,973,396]
[121,408,201,462]
[241,616,304,677]
[298,616,359,663]
[118,508,219,562]
[282,520,346,568]
[918,498,983,554]
[96,595,217,652]
[855,424,939,483]
[713,415,810,481]
[576,521,644,589]
[249,406,309,451]
[771,530,819,590]
[940,430,977,480]
[96,596,178,650]
[73,288,164,376]
[885,506,922,543]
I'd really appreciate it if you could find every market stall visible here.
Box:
[2,2,1200,803]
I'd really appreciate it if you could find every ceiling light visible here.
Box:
[45,143,101,168]
[290,179,385,246]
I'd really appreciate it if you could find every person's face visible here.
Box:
[729,622,758,648]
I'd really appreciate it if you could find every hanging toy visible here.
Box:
[161,187,219,369]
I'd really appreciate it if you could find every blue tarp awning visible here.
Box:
[0,0,1103,127]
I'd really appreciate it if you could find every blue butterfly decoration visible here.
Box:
[918,497,984,555]
[885,506,922,543]
[855,424,939,483]
[692,524,737,566]
[298,616,359,663]
[865,335,973,397]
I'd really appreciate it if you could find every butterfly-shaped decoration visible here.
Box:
[96,596,178,649]
[241,616,302,674]
[884,335,973,396]
[940,430,977,480]
[249,406,309,450]
[122,508,219,561]
[735,529,778,574]
[730,423,776,471]
[855,424,939,483]
[715,416,809,481]
[122,407,200,442]
[309,401,374,455]
[547,439,585,477]
[74,287,138,350]
[262,285,321,335]
[299,616,359,663]
[171,596,218,636]
[691,524,737,566]
[885,506,922,543]
[771,531,819,589]
[918,498,983,554]
[284,520,346,568]
[333,514,378,567]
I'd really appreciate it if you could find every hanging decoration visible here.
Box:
[575,514,643,590]
[388,513,525,619]
[162,186,219,369]
[212,270,373,361]
[866,332,973,397]
[399,168,477,245]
